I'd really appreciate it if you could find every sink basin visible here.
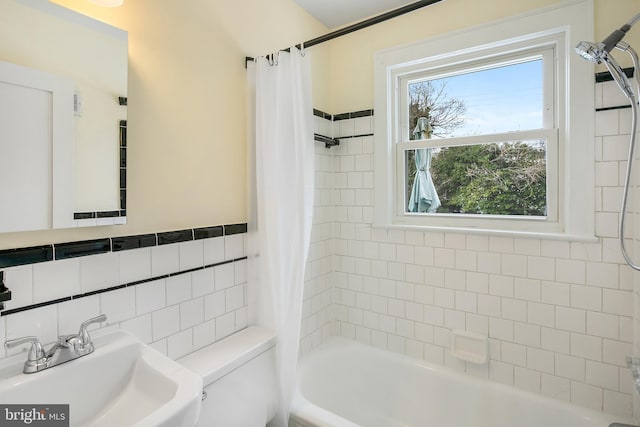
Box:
[0,330,202,427]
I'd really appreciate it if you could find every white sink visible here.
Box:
[0,330,202,427]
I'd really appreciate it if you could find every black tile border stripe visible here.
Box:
[74,211,125,220]
[595,67,634,83]
[120,121,127,216]
[333,112,351,121]
[0,256,247,317]
[73,211,125,219]
[97,211,121,219]
[333,109,374,121]
[55,239,111,260]
[112,234,157,252]
[74,212,96,220]
[0,246,54,269]
[313,108,332,120]
[350,109,374,118]
[2,297,73,315]
[314,108,375,122]
[224,223,248,235]
[337,133,375,140]
[596,105,631,112]
[157,229,193,245]
[0,223,247,269]
[194,226,223,240]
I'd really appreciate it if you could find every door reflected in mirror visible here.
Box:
[0,0,127,232]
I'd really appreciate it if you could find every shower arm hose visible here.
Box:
[616,46,640,271]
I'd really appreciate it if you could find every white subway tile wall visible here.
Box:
[0,235,247,363]
[303,82,636,418]
[300,115,338,353]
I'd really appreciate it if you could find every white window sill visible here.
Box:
[372,223,599,243]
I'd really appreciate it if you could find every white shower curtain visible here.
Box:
[246,48,314,427]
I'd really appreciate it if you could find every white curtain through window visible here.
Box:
[246,48,315,427]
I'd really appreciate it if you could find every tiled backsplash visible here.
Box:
[0,224,248,363]
[303,79,637,418]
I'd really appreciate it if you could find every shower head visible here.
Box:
[575,12,640,63]
[575,12,640,99]
[575,41,634,99]
[575,41,607,64]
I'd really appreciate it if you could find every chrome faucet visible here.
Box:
[4,314,107,374]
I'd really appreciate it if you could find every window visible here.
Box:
[374,0,595,238]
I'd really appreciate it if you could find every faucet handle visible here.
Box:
[77,314,107,345]
[5,336,46,362]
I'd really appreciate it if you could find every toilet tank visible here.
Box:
[179,327,278,427]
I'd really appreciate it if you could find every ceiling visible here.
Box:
[293,0,417,29]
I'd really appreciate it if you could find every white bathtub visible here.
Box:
[290,337,634,427]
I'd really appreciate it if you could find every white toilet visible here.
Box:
[179,326,278,427]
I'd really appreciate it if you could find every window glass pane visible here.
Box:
[405,140,547,216]
[408,59,543,139]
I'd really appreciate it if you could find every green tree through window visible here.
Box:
[429,142,547,216]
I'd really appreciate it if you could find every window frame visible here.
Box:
[395,45,557,229]
[373,0,595,239]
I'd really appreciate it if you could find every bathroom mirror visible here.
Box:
[0,0,127,232]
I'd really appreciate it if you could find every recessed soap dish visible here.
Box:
[450,329,488,364]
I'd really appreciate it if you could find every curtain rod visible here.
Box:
[245,0,444,66]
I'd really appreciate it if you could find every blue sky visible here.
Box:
[410,59,544,138]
